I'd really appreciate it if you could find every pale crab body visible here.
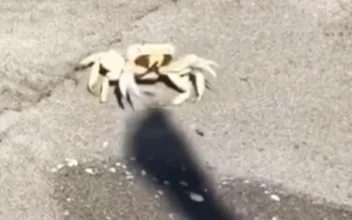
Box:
[126,43,176,75]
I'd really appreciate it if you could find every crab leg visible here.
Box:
[138,72,159,81]
[193,70,206,102]
[171,77,192,105]
[78,52,104,67]
[158,54,198,73]
[164,74,192,105]
[119,63,142,98]
[166,73,190,92]
[194,58,218,78]
[159,54,218,78]
[172,90,192,105]
[87,61,101,96]
[100,76,110,103]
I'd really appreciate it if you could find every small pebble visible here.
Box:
[141,170,147,176]
[270,194,281,202]
[164,180,170,185]
[51,168,58,173]
[221,181,228,185]
[85,168,95,175]
[109,167,116,173]
[63,210,70,216]
[130,157,136,161]
[260,183,266,188]
[264,190,270,194]
[195,128,204,136]
[189,192,205,202]
[57,163,64,170]
[115,162,121,167]
[102,141,108,148]
[168,213,176,219]
[126,175,134,180]
[244,180,250,184]
[122,165,127,169]
[66,197,72,202]
[155,194,160,199]
[65,159,78,167]
[271,216,279,220]
[157,190,164,195]
[179,180,188,186]
[106,216,112,220]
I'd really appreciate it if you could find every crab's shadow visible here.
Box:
[124,108,240,220]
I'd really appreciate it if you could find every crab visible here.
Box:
[75,43,219,107]
[75,43,175,104]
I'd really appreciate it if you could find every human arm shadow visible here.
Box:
[124,108,241,220]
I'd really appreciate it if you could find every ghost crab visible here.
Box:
[75,43,219,106]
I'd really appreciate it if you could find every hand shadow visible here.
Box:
[124,108,241,220]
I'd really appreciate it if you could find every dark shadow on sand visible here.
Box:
[124,108,241,220]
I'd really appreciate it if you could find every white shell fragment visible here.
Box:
[63,210,70,216]
[51,168,58,173]
[270,194,281,202]
[179,180,188,186]
[168,213,176,219]
[109,167,116,173]
[85,168,95,175]
[65,158,78,167]
[57,163,65,170]
[189,192,205,202]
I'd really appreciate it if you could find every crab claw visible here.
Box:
[119,63,142,98]
[193,70,206,102]
[78,51,104,67]
[159,54,218,78]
